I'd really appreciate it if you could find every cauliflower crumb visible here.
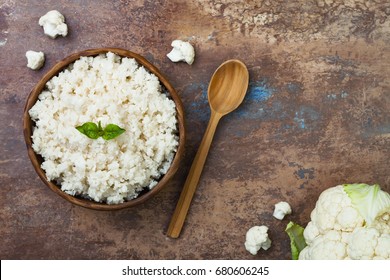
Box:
[273,201,292,220]
[26,50,45,70]
[39,10,68,39]
[244,226,272,255]
[167,40,195,65]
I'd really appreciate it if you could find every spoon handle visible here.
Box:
[167,110,222,238]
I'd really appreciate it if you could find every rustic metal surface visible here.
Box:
[1,0,389,260]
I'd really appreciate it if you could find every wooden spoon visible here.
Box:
[167,60,249,238]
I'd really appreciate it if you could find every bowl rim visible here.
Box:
[23,47,186,210]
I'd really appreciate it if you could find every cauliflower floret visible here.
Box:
[302,221,319,245]
[300,230,348,260]
[39,10,68,39]
[335,206,363,231]
[244,226,271,255]
[372,210,390,234]
[273,201,292,220]
[375,234,390,259]
[347,227,380,259]
[26,50,45,70]
[309,186,364,234]
[167,40,195,65]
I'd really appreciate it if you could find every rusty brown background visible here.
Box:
[1,0,389,260]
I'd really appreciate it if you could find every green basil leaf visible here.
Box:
[102,124,126,140]
[76,122,100,139]
[76,122,125,140]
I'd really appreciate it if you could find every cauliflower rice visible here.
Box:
[29,52,179,204]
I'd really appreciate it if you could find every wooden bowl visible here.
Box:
[23,48,185,210]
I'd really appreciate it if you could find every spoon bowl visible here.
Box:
[208,60,249,115]
[167,59,249,238]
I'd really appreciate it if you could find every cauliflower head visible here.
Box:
[286,184,390,260]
